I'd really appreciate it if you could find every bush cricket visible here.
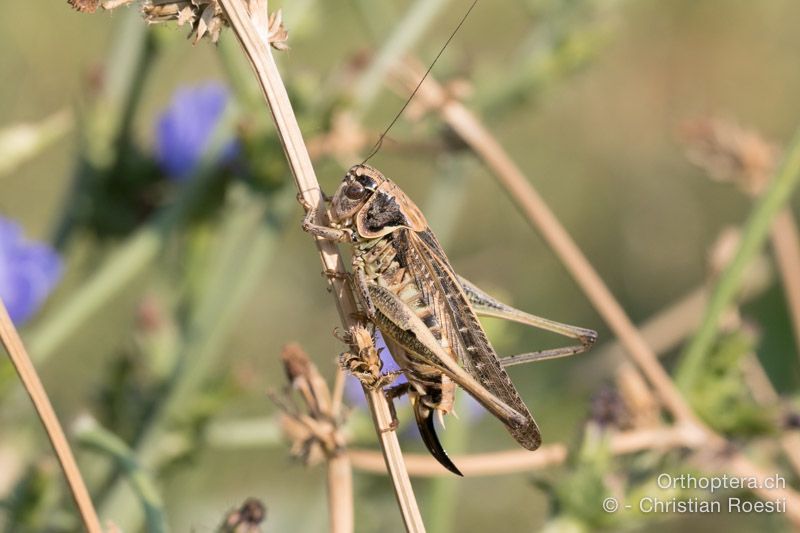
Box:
[299,0,596,476]
[300,164,597,475]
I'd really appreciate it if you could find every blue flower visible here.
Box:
[0,218,62,325]
[155,82,238,181]
[345,330,407,406]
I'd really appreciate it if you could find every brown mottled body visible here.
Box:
[301,163,596,475]
[358,234,457,418]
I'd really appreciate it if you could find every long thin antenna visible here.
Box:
[361,0,479,164]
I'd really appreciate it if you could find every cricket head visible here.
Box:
[329,164,384,222]
[329,164,429,239]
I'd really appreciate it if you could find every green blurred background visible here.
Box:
[1,0,799,531]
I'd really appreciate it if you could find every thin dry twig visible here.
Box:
[0,300,102,533]
[349,425,702,477]
[615,363,661,429]
[215,1,423,530]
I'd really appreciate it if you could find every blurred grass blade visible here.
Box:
[0,110,73,178]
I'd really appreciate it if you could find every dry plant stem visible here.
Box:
[770,209,800,358]
[395,64,698,427]
[351,443,567,477]
[0,300,102,533]
[216,1,423,530]
[349,425,702,477]
[328,454,354,533]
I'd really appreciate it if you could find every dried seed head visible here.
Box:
[280,342,312,383]
[68,0,100,13]
[270,343,346,466]
[143,0,227,44]
[278,415,326,466]
[220,497,266,533]
[266,9,289,50]
[679,118,779,196]
[588,386,631,429]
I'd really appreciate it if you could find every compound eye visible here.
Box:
[344,181,366,200]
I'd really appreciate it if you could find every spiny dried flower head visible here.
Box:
[143,0,226,44]
[265,9,288,51]
[269,344,346,466]
[680,118,779,196]
[343,328,407,406]
[141,0,289,48]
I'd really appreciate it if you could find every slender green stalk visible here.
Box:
[676,125,800,391]
[76,422,167,533]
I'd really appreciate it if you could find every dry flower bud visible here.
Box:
[340,325,399,390]
[143,0,227,44]
[270,343,346,466]
[679,117,779,196]
[267,9,289,51]
[589,385,631,429]
[220,497,266,533]
[280,343,312,383]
